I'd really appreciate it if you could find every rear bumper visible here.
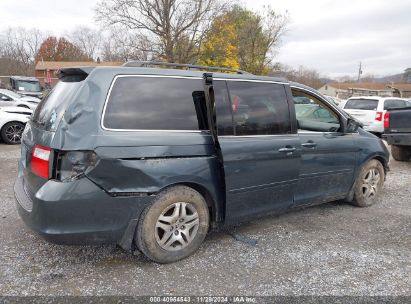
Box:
[384,134,411,146]
[362,123,383,134]
[14,175,152,249]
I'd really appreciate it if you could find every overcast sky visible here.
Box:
[0,0,410,78]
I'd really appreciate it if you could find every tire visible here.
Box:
[1,122,25,144]
[136,186,210,263]
[351,159,385,207]
[391,145,411,161]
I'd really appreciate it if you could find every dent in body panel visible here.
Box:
[86,154,225,220]
[52,73,114,150]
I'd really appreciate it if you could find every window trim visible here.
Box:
[290,86,345,134]
[224,80,293,136]
[101,74,289,133]
[101,74,207,133]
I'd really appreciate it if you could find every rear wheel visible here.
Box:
[1,122,25,144]
[136,186,209,263]
[351,159,385,207]
[391,145,411,161]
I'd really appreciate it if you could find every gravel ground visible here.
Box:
[0,143,410,296]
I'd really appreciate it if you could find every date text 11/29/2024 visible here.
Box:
[149,296,257,303]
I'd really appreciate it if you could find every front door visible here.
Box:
[291,88,358,205]
[213,79,301,223]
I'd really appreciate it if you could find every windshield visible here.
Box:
[344,99,378,110]
[16,80,41,92]
[32,80,83,131]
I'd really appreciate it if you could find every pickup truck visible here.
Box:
[384,107,411,161]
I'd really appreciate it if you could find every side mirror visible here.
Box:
[346,118,360,133]
[1,96,11,101]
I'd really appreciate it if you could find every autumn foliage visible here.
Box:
[198,15,239,70]
[199,6,288,74]
[35,36,92,62]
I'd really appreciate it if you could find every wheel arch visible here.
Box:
[346,154,388,202]
[160,181,224,227]
[0,120,26,132]
[118,181,224,252]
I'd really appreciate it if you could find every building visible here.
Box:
[35,61,122,87]
[318,82,411,99]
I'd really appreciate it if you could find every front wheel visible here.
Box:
[1,122,25,144]
[136,186,210,263]
[351,159,385,207]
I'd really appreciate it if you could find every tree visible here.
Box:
[0,27,45,75]
[35,36,92,62]
[198,5,288,74]
[280,64,325,89]
[229,6,288,74]
[68,26,102,60]
[101,27,155,62]
[95,0,226,63]
[198,15,239,69]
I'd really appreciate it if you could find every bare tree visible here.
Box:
[95,0,226,63]
[0,27,45,76]
[68,26,102,60]
[280,64,325,89]
[101,27,157,62]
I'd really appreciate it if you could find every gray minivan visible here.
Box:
[14,63,389,263]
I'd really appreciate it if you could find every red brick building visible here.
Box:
[35,61,122,87]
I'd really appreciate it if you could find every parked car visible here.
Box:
[342,96,411,135]
[14,63,389,263]
[0,106,32,144]
[0,89,41,110]
[0,76,43,98]
[384,105,411,161]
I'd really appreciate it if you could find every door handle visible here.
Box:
[302,141,317,148]
[278,146,297,153]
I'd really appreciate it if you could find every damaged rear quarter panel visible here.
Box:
[86,143,225,220]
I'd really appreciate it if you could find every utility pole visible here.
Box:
[357,62,363,82]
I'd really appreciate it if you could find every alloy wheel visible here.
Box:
[361,168,380,200]
[155,202,200,251]
[5,124,24,144]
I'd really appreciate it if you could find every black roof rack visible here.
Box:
[122,61,251,75]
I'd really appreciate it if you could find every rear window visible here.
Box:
[344,99,378,110]
[103,76,207,131]
[32,79,83,131]
[384,99,408,110]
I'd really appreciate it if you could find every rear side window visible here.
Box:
[344,99,378,110]
[103,77,206,130]
[32,79,83,131]
[384,99,408,110]
[227,81,291,135]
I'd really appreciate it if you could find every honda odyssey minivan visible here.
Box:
[14,62,389,263]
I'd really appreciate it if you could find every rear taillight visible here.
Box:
[384,111,390,129]
[55,151,97,182]
[375,111,383,121]
[31,145,51,179]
